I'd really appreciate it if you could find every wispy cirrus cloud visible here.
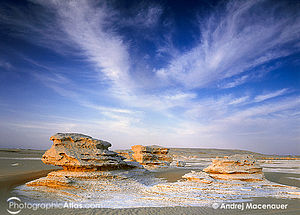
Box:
[4,0,298,110]
[220,75,250,89]
[157,0,300,89]
[254,88,289,103]
[182,89,298,125]
[118,3,163,29]
[225,96,300,121]
[1,0,133,90]
[38,0,132,89]
[171,95,300,153]
[0,0,299,154]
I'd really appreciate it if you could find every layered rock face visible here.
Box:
[131,145,173,167]
[203,154,264,181]
[115,150,134,161]
[27,133,140,188]
[42,133,133,171]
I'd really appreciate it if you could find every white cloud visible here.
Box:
[254,88,289,102]
[183,90,296,123]
[170,95,300,153]
[225,96,300,121]
[119,3,162,29]
[41,0,131,89]
[228,96,249,105]
[23,1,180,112]
[157,0,300,89]
[80,101,134,115]
[1,0,299,154]
[220,75,249,89]
[0,0,132,90]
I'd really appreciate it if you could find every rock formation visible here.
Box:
[203,154,264,181]
[22,150,300,207]
[42,133,134,171]
[27,133,141,188]
[182,171,214,184]
[131,145,173,167]
[115,150,134,161]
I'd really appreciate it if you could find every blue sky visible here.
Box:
[0,0,299,154]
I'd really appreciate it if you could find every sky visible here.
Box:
[0,0,299,155]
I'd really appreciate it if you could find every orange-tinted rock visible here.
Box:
[131,145,173,167]
[42,133,135,170]
[26,172,74,188]
[27,133,144,188]
[26,169,129,188]
[203,154,264,181]
[182,171,214,184]
[115,150,134,161]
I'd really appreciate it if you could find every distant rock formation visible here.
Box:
[27,133,141,188]
[203,154,264,181]
[131,145,173,167]
[42,133,135,171]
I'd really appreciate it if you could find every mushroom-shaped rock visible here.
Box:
[42,133,135,171]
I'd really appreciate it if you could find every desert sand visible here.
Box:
[0,143,299,215]
[3,197,300,215]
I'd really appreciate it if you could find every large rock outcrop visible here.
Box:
[203,154,264,181]
[42,133,134,171]
[131,145,173,167]
[27,133,141,188]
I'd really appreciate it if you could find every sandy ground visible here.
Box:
[0,148,45,158]
[2,197,300,215]
[154,168,202,182]
[0,149,59,206]
[0,149,299,215]
[264,172,300,188]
